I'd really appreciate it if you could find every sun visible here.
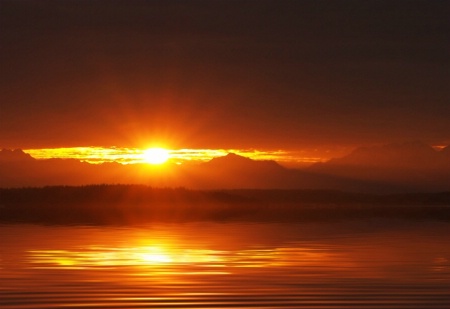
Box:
[143,148,170,164]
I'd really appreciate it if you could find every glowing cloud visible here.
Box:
[24,147,325,166]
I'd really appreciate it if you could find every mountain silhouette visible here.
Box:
[1,146,449,192]
[319,141,448,169]
[0,149,34,161]
[205,153,284,172]
[309,141,450,191]
[192,153,386,191]
[183,153,291,189]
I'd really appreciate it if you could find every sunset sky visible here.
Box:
[1,0,449,161]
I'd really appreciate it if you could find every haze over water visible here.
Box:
[2,220,449,309]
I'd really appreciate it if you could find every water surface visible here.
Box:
[1,220,449,308]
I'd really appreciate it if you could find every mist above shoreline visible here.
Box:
[1,185,449,225]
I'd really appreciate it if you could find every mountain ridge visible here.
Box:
[1,142,449,192]
[0,149,34,161]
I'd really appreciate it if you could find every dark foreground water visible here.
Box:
[1,220,450,308]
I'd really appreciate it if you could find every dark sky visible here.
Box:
[1,0,449,150]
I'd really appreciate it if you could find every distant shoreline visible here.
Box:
[1,185,450,225]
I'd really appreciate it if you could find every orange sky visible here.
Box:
[1,1,449,151]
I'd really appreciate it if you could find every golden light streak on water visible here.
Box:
[1,222,450,309]
[27,245,339,272]
[28,246,227,270]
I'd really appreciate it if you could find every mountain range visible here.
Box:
[1,142,449,193]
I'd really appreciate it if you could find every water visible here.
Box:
[1,220,450,308]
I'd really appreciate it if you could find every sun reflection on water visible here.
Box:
[2,223,450,309]
[27,242,346,276]
[28,246,227,269]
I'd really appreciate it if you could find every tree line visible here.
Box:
[1,185,449,225]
